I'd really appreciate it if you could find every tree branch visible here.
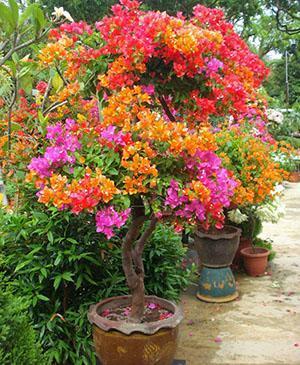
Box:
[41,77,53,113]
[7,77,18,152]
[0,27,50,67]
[133,215,158,272]
[158,95,176,122]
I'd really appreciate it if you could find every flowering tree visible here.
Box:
[25,0,271,322]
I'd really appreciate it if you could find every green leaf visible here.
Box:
[0,4,15,34]
[41,268,48,278]
[66,238,79,245]
[52,72,64,91]
[19,3,35,27]
[30,4,46,33]
[54,255,61,266]
[12,52,19,64]
[47,231,54,243]
[75,275,83,289]
[62,272,74,282]
[37,294,49,302]
[53,275,62,290]
[15,260,31,272]
[8,0,19,27]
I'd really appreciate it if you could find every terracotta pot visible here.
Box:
[193,225,241,268]
[232,237,252,270]
[88,295,183,365]
[288,171,300,183]
[241,247,270,276]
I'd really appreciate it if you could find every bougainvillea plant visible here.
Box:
[216,126,287,207]
[25,0,272,322]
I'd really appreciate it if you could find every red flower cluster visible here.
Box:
[95,0,269,124]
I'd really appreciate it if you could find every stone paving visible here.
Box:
[176,182,300,365]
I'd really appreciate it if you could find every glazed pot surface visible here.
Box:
[241,247,270,277]
[194,225,241,268]
[88,296,183,365]
[92,325,178,365]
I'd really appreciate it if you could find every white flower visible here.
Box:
[227,209,248,224]
[256,197,285,223]
[266,109,284,124]
[52,7,74,22]
[271,183,285,196]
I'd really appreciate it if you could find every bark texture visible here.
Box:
[121,198,157,322]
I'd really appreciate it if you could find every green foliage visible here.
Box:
[144,225,194,301]
[39,0,261,24]
[0,205,191,364]
[253,237,276,261]
[0,257,44,365]
[265,55,300,107]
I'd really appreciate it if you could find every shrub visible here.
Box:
[0,257,44,365]
[0,207,192,364]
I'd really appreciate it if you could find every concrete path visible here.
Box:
[176,182,300,365]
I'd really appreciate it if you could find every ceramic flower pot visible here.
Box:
[241,247,270,277]
[193,225,241,302]
[88,295,183,365]
[194,225,241,268]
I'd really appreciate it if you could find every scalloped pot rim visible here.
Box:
[88,295,184,335]
[195,225,242,240]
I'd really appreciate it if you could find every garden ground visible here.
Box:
[176,182,300,365]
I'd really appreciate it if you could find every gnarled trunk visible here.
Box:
[121,199,157,323]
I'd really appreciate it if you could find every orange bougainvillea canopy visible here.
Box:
[2,0,284,236]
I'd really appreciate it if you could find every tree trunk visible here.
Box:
[129,274,145,322]
[121,203,158,323]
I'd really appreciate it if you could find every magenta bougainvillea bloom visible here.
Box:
[96,207,131,238]
[28,121,81,177]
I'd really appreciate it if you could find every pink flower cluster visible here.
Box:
[185,150,237,207]
[205,57,224,76]
[60,21,93,35]
[165,151,237,229]
[95,206,131,239]
[28,120,81,177]
[100,126,129,146]
[165,180,207,223]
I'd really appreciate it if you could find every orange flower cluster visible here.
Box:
[216,129,286,206]
[39,36,74,64]
[184,181,211,204]
[38,169,119,213]
[97,86,218,196]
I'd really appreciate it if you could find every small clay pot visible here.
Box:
[241,247,270,276]
[288,171,300,183]
[193,225,241,268]
[88,295,183,365]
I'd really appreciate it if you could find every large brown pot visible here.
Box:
[241,247,270,276]
[194,225,241,268]
[88,295,183,365]
[288,171,300,183]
